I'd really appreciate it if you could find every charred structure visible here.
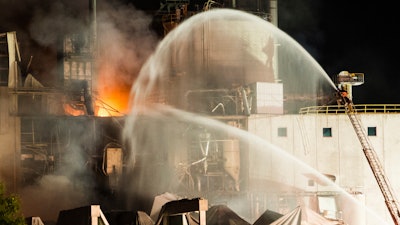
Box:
[0,1,374,225]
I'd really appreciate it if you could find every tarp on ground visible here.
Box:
[150,192,180,222]
[56,205,109,225]
[253,209,283,225]
[105,210,154,225]
[25,217,45,225]
[206,205,251,225]
[269,206,342,225]
[270,206,301,225]
[300,207,342,225]
[137,211,155,225]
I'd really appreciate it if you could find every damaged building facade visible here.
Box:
[1,1,400,225]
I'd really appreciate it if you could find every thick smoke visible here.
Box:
[0,0,90,84]
[95,1,159,114]
[29,2,88,46]
[19,121,95,221]
[4,0,159,222]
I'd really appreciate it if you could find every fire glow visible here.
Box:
[95,70,132,117]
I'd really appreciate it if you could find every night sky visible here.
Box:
[0,0,398,104]
[279,0,398,104]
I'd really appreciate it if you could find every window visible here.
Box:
[368,127,376,136]
[278,127,287,137]
[318,195,338,219]
[323,128,332,137]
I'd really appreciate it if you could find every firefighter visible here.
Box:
[337,89,353,111]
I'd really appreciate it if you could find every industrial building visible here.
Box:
[0,1,399,225]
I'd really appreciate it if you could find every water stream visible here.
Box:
[122,9,390,225]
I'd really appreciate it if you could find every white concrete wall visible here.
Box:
[247,113,400,224]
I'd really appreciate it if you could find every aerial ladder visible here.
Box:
[336,71,400,225]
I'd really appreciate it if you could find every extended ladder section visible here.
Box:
[344,102,400,225]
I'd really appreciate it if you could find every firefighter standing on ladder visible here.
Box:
[337,89,354,112]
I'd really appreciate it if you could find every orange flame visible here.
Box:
[95,68,133,117]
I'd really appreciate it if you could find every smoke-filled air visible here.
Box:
[123,9,389,225]
[17,0,159,221]
[2,1,391,224]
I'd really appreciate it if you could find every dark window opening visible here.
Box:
[278,127,287,137]
[368,127,376,136]
[323,128,332,137]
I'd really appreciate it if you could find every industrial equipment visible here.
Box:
[155,198,208,225]
[336,71,400,225]
[334,70,364,100]
[56,205,110,225]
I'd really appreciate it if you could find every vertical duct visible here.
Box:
[89,0,97,97]
[89,0,97,56]
[223,140,240,191]
[241,87,251,116]
[6,32,22,89]
[270,0,279,82]
[270,0,278,26]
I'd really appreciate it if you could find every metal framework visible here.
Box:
[342,95,400,225]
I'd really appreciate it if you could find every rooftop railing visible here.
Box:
[299,104,400,114]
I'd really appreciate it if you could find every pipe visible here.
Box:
[241,87,251,116]
[211,102,225,114]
